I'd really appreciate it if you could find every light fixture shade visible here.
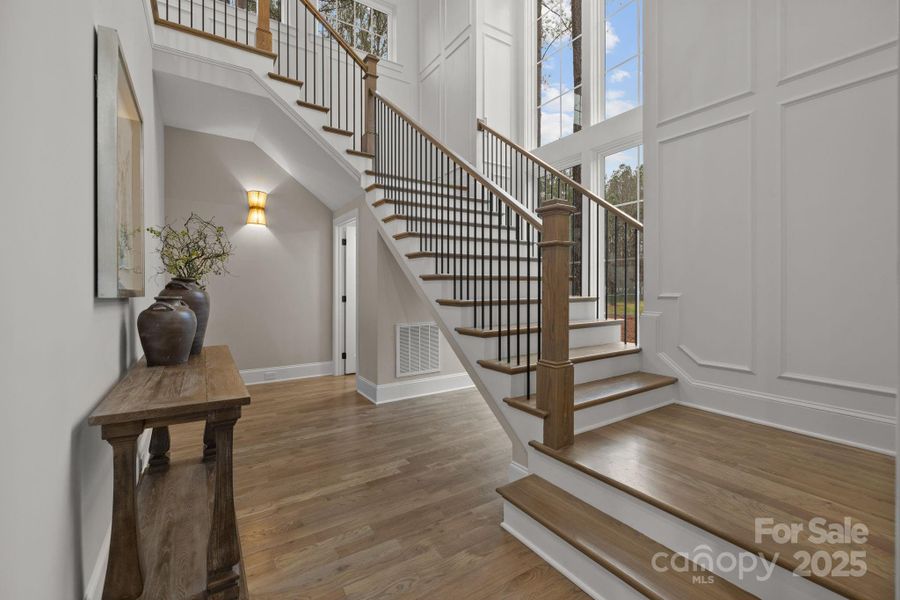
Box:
[247,190,268,225]
[247,206,267,226]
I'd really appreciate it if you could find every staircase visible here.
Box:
[148,2,894,598]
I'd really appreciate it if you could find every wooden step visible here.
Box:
[421,274,542,282]
[478,342,640,375]
[296,99,329,113]
[393,232,532,244]
[436,296,597,307]
[384,215,510,231]
[504,371,677,418]
[457,319,621,339]
[408,250,540,262]
[497,475,756,600]
[366,170,468,191]
[529,404,896,600]
[322,125,354,137]
[347,149,375,159]
[268,72,303,87]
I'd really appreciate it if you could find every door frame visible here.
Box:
[333,210,359,376]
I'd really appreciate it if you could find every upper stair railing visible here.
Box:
[478,119,643,347]
[151,0,377,154]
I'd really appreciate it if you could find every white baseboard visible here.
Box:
[240,361,334,385]
[507,461,530,482]
[356,372,474,405]
[83,525,111,600]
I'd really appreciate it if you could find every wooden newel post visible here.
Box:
[255,0,272,52]
[363,53,379,154]
[535,200,577,450]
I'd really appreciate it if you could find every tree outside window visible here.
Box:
[319,0,389,58]
[537,0,583,147]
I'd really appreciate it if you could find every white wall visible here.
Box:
[0,0,165,597]
[163,127,334,372]
[641,0,899,452]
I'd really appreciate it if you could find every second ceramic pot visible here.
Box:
[164,277,210,355]
[137,296,197,366]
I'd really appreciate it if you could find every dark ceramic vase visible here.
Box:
[137,296,197,366]
[164,277,210,355]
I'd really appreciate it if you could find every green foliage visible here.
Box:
[147,214,234,288]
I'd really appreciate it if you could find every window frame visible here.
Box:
[317,0,395,61]
[602,0,643,120]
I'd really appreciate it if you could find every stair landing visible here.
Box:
[531,404,895,600]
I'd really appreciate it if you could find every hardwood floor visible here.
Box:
[167,376,588,600]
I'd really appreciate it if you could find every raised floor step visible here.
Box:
[504,371,676,418]
[498,475,756,600]
[478,342,640,374]
[457,319,621,339]
[530,404,895,600]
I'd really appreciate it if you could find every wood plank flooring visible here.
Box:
[167,376,588,600]
[532,404,895,600]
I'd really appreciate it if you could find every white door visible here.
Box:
[343,224,358,374]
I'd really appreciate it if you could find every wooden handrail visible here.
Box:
[477,119,644,232]
[376,91,543,232]
[296,0,368,69]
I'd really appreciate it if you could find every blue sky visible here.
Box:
[539,0,642,144]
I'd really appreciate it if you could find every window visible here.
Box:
[604,145,643,341]
[319,0,389,59]
[604,0,642,118]
[537,0,583,147]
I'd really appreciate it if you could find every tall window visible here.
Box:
[537,0,583,147]
[319,0,389,59]
[604,0,642,118]
[604,145,643,342]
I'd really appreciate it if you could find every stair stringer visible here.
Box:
[362,184,540,466]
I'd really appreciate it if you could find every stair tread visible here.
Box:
[421,274,543,282]
[377,199,495,215]
[267,72,304,87]
[478,342,640,374]
[530,404,895,600]
[498,475,756,600]
[457,319,622,339]
[504,371,677,418]
[323,125,354,137]
[347,149,375,159]
[368,183,480,200]
[296,99,329,112]
[437,296,596,307]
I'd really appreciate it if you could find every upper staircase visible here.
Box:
[147,2,895,598]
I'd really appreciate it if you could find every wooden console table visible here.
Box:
[89,345,251,600]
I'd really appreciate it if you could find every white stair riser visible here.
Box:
[440,300,599,327]
[382,218,524,241]
[528,451,845,600]
[406,256,540,278]
[502,503,649,600]
[476,352,642,399]
[574,385,678,434]
[457,324,623,362]
[392,236,533,256]
[422,279,541,299]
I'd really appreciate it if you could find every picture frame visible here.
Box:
[96,26,145,298]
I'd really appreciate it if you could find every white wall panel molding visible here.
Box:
[776,0,899,85]
[655,0,754,126]
[777,68,899,398]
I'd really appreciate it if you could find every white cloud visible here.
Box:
[609,69,630,83]
[606,21,619,51]
[605,89,635,118]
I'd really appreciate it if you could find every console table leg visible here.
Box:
[203,421,216,463]
[206,408,241,600]
[147,426,170,473]
[101,422,145,600]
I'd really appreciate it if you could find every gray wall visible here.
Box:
[0,0,165,597]
[163,127,334,371]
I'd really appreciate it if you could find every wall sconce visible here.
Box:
[246,190,268,226]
